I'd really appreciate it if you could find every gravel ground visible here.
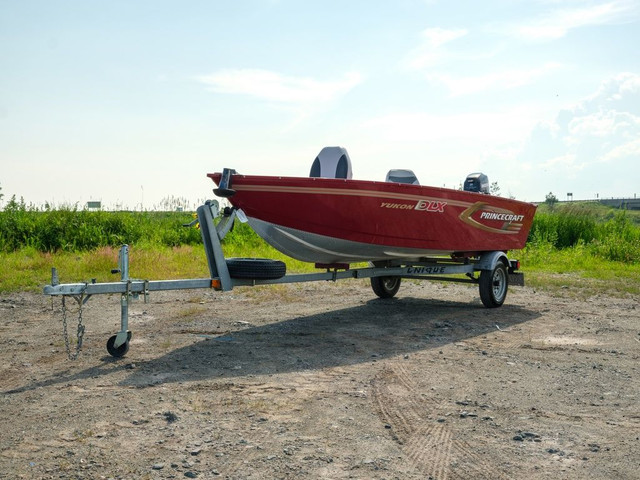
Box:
[1,278,639,479]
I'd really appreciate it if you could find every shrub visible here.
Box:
[0,201,204,252]
[528,208,640,263]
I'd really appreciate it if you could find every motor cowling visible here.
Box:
[463,173,489,194]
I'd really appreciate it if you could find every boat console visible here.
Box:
[385,169,420,185]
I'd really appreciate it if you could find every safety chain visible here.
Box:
[61,293,86,360]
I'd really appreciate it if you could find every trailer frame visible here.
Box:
[43,200,524,358]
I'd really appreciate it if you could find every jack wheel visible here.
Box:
[107,331,132,358]
[371,276,401,298]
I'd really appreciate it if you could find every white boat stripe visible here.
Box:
[232,184,474,208]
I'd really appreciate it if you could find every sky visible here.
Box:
[1,0,639,210]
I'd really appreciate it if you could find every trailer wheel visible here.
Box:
[479,262,508,308]
[226,258,286,280]
[371,276,401,298]
[106,332,131,358]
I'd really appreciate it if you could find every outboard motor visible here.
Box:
[463,172,490,194]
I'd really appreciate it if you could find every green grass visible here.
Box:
[3,239,638,297]
[1,201,639,296]
[536,200,640,225]
[515,243,640,298]
[0,239,315,293]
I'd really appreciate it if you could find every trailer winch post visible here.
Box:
[197,201,233,291]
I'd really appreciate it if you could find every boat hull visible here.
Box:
[209,172,537,264]
[247,217,454,264]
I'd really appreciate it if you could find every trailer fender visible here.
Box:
[475,251,508,272]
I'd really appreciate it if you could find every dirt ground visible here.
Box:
[1,278,639,479]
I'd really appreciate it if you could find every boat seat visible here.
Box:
[309,146,353,179]
[385,169,420,185]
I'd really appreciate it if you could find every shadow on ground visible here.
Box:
[124,296,539,386]
[5,296,539,394]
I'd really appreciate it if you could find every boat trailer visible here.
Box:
[43,200,524,359]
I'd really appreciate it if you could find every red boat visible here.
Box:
[42,148,538,360]
[208,147,536,265]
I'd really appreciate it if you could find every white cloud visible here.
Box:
[516,72,640,198]
[404,27,468,69]
[421,27,468,47]
[362,106,541,145]
[541,153,580,169]
[601,137,640,162]
[582,72,640,112]
[426,62,562,96]
[568,110,640,140]
[618,74,640,96]
[507,0,637,40]
[197,69,362,104]
[355,106,548,193]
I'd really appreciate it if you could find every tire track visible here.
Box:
[373,367,427,440]
[391,363,418,392]
[404,423,452,479]
[372,365,453,477]
[447,437,510,480]
[372,364,509,480]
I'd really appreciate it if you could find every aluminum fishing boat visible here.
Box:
[42,147,537,359]
[208,147,537,265]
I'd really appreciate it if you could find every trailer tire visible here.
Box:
[479,262,508,308]
[226,258,286,280]
[371,276,401,298]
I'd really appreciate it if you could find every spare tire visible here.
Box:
[226,258,287,280]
